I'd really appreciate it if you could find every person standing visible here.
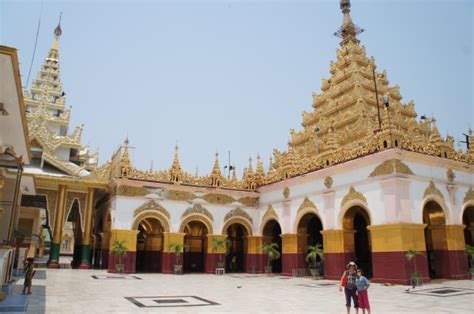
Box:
[356,269,371,314]
[339,261,359,314]
[22,261,36,295]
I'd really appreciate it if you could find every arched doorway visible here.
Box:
[64,200,82,268]
[262,220,282,273]
[297,213,323,270]
[136,217,164,272]
[183,221,209,273]
[225,224,248,272]
[343,206,372,278]
[463,206,474,246]
[423,201,446,279]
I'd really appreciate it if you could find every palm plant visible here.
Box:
[465,244,474,277]
[212,238,230,267]
[261,242,281,273]
[306,244,324,277]
[110,240,127,273]
[405,249,424,287]
[169,243,189,274]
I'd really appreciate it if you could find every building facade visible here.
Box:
[11,0,474,284]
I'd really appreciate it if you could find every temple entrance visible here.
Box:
[423,201,446,279]
[297,213,323,268]
[462,206,474,269]
[64,200,82,268]
[183,221,208,273]
[136,217,164,272]
[262,220,282,273]
[343,206,372,278]
[225,223,248,272]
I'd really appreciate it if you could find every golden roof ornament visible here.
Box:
[120,137,132,178]
[334,0,363,46]
[210,152,223,187]
[169,144,183,183]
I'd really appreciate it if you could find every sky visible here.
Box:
[1,0,473,178]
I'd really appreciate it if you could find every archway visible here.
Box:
[225,223,248,273]
[297,213,323,270]
[343,206,372,278]
[262,220,282,273]
[423,200,446,279]
[64,200,83,268]
[183,221,209,273]
[463,206,474,246]
[136,217,164,272]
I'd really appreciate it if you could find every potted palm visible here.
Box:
[212,238,230,269]
[110,240,127,273]
[169,243,189,274]
[405,249,424,287]
[306,244,324,278]
[261,242,280,274]
[465,244,474,278]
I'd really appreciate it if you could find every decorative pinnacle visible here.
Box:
[54,13,63,38]
[334,0,363,45]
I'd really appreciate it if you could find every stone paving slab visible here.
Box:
[21,269,474,313]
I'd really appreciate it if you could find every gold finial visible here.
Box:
[170,144,182,182]
[334,0,363,45]
[210,151,223,187]
[51,13,63,52]
[54,13,62,38]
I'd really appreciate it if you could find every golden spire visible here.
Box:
[210,152,223,187]
[50,14,62,58]
[255,155,265,176]
[170,144,182,183]
[120,137,132,177]
[334,0,363,46]
[246,157,254,176]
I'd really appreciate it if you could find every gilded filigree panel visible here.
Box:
[341,186,367,208]
[223,207,253,224]
[181,204,214,221]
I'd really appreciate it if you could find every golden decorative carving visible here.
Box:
[179,214,213,234]
[298,196,317,212]
[167,190,196,201]
[116,185,148,197]
[464,187,474,204]
[38,189,57,228]
[423,181,444,200]
[65,192,86,227]
[369,159,414,177]
[224,207,253,224]
[283,187,290,199]
[262,204,278,222]
[446,169,455,182]
[238,196,259,207]
[181,204,214,221]
[202,193,235,205]
[324,176,333,189]
[341,186,367,207]
[133,199,171,219]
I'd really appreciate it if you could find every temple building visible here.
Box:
[2,0,473,285]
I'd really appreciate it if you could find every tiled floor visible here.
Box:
[21,269,474,313]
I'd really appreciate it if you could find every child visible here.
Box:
[356,269,370,314]
[22,261,36,295]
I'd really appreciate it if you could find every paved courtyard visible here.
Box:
[18,269,474,313]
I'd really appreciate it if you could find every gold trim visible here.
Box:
[446,169,455,182]
[221,217,253,236]
[179,214,214,234]
[181,204,213,221]
[262,204,278,222]
[369,159,414,177]
[464,187,474,204]
[238,196,259,207]
[224,207,253,224]
[297,196,317,212]
[341,186,367,207]
[283,187,290,199]
[324,176,333,189]
[202,193,235,205]
[116,185,148,197]
[133,199,171,219]
[423,181,444,200]
[167,190,196,201]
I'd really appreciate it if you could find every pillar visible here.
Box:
[320,229,354,280]
[281,234,305,276]
[245,236,263,273]
[48,184,68,268]
[161,232,186,274]
[430,224,469,279]
[205,234,228,273]
[107,229,139,273]
[79,188,95,269]
[368,223,429,284]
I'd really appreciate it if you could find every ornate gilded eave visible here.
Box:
[369,159,414,177]
[181,204,214,221]
[224,207,253,224]
[133,200,171,219]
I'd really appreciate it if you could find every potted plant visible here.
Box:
[405,249,424,287]
[110,240,127,274]
[261,242,280,274]
[306,243,324,278]
[465,244,474,278]
[212,238,230,269]
[169,243,189,274]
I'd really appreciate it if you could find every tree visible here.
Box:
[306,244,324,268]
[405,249,424,287]
[261,242,281,272]
[110,240,128,273]
[169,243,189,266]
[212,238,230,266]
